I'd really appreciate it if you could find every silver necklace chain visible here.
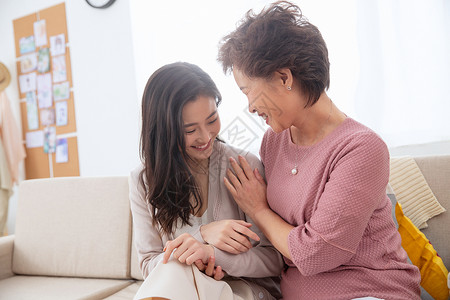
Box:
[291,99,333,176]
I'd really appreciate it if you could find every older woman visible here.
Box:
[218,1,421,299]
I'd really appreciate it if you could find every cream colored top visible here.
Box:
[129,142,284,297]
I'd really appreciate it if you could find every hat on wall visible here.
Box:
[0,62,12,92]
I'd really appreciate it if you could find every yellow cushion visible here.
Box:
[396,202,449,300]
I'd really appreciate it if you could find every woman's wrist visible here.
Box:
[252,207,275,227]
[199,224,207,241]
[207,243,215,257]
[250,205,272,221]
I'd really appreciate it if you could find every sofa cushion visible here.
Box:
[396,202,449,300]
[0,275,132,300]
[0,235,14,280]
[103,281,142,299]
[415,155,450,268]
[389,156,446,229]
[13,177,132,279]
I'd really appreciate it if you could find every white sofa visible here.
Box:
[0,155,448,299]
[0,176,144,299]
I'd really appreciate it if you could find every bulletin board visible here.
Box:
[13,2,79,179]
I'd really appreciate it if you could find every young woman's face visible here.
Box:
[182,95,221,162]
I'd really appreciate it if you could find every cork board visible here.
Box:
[13,2,79,179]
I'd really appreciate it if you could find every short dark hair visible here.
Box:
[218,1,330,106]
[140,62,221,235]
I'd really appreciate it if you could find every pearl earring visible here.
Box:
[287,86,292,91]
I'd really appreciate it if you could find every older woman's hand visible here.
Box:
[224,156,270,219]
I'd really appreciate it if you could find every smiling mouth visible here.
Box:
[258,112,268,121]
[192,139,211,151]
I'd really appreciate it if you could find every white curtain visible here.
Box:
[355,0,450,147]
[130,0,450,152]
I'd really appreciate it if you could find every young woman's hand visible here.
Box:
[200,220,260,254]
[194,256,226,280]
[224,156,270,219]
[163,233,214,265]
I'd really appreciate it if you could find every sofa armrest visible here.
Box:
[0,235,15,279]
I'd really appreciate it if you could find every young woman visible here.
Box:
[129,62,283,300]
[218,2,421,300]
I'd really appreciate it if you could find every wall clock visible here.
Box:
[85,0,116,9]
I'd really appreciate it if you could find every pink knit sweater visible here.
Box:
[260,118,421,300]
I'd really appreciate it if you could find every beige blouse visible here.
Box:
[129,141,284,297]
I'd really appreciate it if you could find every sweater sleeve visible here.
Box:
[214,219,285,278]
[214,151,285,278]
[129,166,165,279]
[288,132,390,276]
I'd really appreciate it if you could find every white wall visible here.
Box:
[0,0,140,234]
[130,0,450,152]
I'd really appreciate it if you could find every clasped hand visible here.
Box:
[163,233,225,280]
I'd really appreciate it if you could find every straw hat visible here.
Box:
[0,62,11,92]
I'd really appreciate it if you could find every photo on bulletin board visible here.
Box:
[55,138,68,163]
[50,34,65,56]
[55,101,68,126]
[34,19,47,47]
[37,73,52,108]
[52,55,66,83]
[20,53,38,73]
[26,92,39,130]
[19,72,37,94]
[37,48,50,73]
[43,126,56,153]
[26,130,44,148]
[19,36,35,54]
[53,81,69,101]
[40,108,55,126]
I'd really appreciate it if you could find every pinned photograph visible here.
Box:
[43,126,56,153]
[20,53,38,73]
[37,73,52,108]
[50,34,65,56]
[19,36,35,54]
[26,92,39,130]
[52,55,66,83]
[37,48,50,73]
[55,138,69,163]
[34,20,47,47]
[26,130,44,148]
[55,101,68,126]
[19,72,37,94]
[53,81,70,101]
[40,108,55,126]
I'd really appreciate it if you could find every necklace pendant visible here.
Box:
[291,167,298,175]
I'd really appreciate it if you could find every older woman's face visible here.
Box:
[232,67,293,133]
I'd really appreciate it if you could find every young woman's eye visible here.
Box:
[185,129,195,134]
[208,117,218,125]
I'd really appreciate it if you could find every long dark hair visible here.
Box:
[139,62,222,236]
